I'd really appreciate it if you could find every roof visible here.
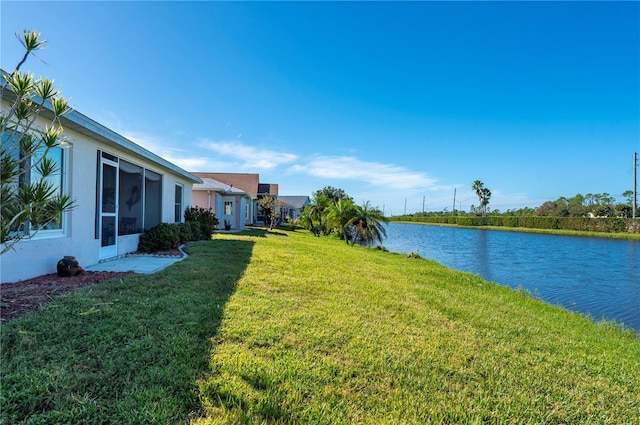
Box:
[193,173,260,198]
[1,71,201,184]
[193,178,250,197]
[258,183,279,196]
[278,196,311,209]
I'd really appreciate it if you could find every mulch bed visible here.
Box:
[1,249,183,323]
[0,271,135,323]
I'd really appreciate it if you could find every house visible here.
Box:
[257,183,279,224]
[192,173,279,225]
[1,87,201,283]
[277,196,311,222]
[191,177,252,231]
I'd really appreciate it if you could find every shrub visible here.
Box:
[184,206,219,240]
[137,223,180,252]
[178,221,202,243]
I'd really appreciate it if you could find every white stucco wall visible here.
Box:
[1,110,196,284]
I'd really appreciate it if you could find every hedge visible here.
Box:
[392,215,640,234]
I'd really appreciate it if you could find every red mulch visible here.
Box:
[0,271,135,323]
[0,249,184,323]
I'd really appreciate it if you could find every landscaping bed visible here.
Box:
[1,271,135,322]
[1,248,182,322]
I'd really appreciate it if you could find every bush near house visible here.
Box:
[137,207,219,252]
[137,223,181,252]
[184,206,219,239]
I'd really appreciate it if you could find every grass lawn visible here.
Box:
[2,228,639,424]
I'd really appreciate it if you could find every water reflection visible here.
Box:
[383,222,640,332]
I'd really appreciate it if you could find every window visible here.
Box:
[1,131,65,235]
[118,160,143,235]
[144,169,162,230]
[224,201,233,215]
[96,152,164,236]
[245,203,249,220]
[174,184,183,223]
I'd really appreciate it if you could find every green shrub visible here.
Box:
[137,223,180,252]
[178,221,202,243]
[184,206,219,240]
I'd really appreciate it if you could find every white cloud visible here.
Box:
[290,155,438,191]
[197,140,298,170]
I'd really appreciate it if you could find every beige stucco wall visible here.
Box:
[1,109,195,283]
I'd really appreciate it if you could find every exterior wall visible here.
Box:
[2,123,100,283]
[1,112,196,283]
[192,191,211,210]
[193,190,250,230]
[192,190,221,214]
[192,173,259,225]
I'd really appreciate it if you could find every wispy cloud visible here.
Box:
[197,140,298,170]
[290,155,438,190]
[118,130,438,194]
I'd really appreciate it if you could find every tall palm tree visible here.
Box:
[480,187,491,216]
[347,201,388,245]
[472,180,484,204]
[472,180,491,216]
[327,198,356,243]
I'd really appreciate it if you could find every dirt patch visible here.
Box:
[1,249,184,323]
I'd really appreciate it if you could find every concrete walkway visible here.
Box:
[84,247,187,274]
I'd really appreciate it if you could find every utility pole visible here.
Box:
[404,198,407,215]
[452,188,456,216]
[634,152,638,218]
[422,196,425,213]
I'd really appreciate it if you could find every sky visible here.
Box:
[2,1,639,216]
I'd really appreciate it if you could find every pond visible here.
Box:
[382,222,640,332]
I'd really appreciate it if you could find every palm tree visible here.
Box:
[327,198,356,243]
[305,194,331,236]
[472,180,484,206]
[347,201,388,245]
[480,187,491,216]
[472,180,491,216]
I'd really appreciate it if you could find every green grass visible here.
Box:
[2,229,639,424]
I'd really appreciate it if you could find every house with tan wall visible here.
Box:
[192,172,279,225]
[1,86,200,283]
[192,177,251,231]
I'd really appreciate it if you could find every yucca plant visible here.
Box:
[1,30,74,254]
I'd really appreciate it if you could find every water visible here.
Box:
[382,222,640,332]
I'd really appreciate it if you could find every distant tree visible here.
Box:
[312,186,352,204]
[304,194,331,236]
[347,201,388,245]
[622,190,635,206]
[327,198,356,243]
[1,30,74,254]
[480,187,492,216]
[257,195,277,229]
[471,180,491,216]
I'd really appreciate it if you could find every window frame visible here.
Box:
[1,131,69,240]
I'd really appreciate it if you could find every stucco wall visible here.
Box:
[1,111,195,283]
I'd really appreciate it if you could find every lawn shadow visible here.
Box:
[240,227,289,237]
[0,238,255,423]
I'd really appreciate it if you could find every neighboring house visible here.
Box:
[192,173,279,225]
[1,91,201,284]
[192,178,251,231]
[277,196,311,222]
[257,183,279,224]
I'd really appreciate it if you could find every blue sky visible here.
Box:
[2,1,638,215]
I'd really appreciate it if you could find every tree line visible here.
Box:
[412,179,635,219]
